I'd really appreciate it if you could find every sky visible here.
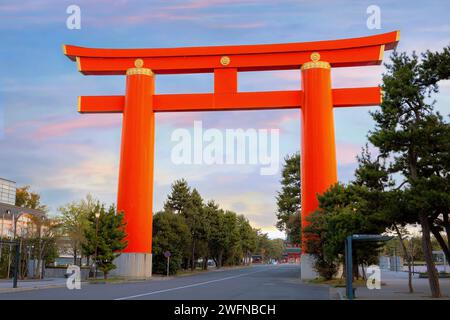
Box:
[0,0,449,239]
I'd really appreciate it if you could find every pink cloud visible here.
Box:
[335,142,379,166]
[82,1,266,28]
[332,66,383,88]
[156,112,204,128]
[211,22,266,29]
[163,0,265,10]
[0,0,53,13]
[265,111,299,131]
[30,115,121,141]
[336,142,361,165]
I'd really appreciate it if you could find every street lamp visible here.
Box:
[94,212,100,279]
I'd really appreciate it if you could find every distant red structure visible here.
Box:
[282,243,301,264]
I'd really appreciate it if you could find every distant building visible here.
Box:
[282,241,301,264]
[0,178,16,205]
[0,177,46,239]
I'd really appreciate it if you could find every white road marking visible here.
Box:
[115,266,277,300]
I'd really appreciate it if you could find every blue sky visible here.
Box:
[0,0,449,238]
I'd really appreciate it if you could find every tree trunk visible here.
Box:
[409,151,441,297]
[35,243,44,280]
[430,224,450,267]
[186,258,190,270]
[191,239,196,271]
[217,250,223,269]
[443,213,450,251]
[73,247,77,265]
[353,256,359,280]
[419,213,441,298]
[394,224,414,293]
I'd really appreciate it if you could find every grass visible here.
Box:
[419,272,450,278]
[176,268,211,276]
[308,277,368,287]
[87,276,129,284]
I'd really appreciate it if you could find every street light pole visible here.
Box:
[12,214,16,239]
[94,212,100,279]
[167,256,170,277]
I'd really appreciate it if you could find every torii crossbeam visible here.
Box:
[64,30,399,279]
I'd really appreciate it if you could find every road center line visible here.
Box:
[115,266,276,300]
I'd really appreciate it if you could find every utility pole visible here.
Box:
[167,256,170,277]
[13,241,20,288]
[94,212,100,278]
[164,251,171,277]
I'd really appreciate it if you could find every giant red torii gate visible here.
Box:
[64,30,399,278]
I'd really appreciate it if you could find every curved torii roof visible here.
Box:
[63,31,400,75]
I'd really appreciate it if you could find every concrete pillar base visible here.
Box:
[300,253,319,280]
[111,253,152,279]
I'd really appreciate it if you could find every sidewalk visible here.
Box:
[0,278,67,293]
[338,270,450,300]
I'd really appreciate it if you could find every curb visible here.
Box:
[0,283,68,294]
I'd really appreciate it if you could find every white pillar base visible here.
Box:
[300,253,319,280]
[111,253,152,279]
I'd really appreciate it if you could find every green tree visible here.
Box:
[236,215,257,265]
[15,185,47,212]
[163,180,206,270]
[353,146,415,292]
[152,211,191,275]
[164,179,191,214]
[205,203,239,268]
[12,186,57,279]
[185,188,207,270]
[369,48,450,297]
[305,183,386,280]
[276,153,301,245]
[221,211,241,267]
[59,194,97,265]
[266,238,285,261]
[82,204,127,279]
[28,215,61,279]
[159,179,265,271]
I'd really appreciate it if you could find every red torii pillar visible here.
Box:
[114,61,155,277]
[300,54,337,278]
[63,31,399,279]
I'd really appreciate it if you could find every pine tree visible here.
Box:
[152,211,191,275]
[368,48,450,297]
[83,204,127,279]
[275,153,301,245]
[163,179,191,214]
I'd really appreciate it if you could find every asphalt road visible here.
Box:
[0,264,330,300]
